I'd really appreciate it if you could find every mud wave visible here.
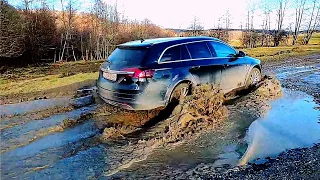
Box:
[95,76,283,176]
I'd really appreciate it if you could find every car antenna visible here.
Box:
[140,38,145,43]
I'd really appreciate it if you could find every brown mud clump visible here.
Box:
[96,84,228,143]
[93,104,164,140]
[164,84,228,143]
[97,84,229,176]
[97,76,283,175]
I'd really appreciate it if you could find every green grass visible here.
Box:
[241,44,320,61]
[239,33,320,62]
[0,60,103,98]
[0,72,98,96]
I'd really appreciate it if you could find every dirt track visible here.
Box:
[1,54,320,179]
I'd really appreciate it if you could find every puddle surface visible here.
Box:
[115,88,320,177]
[0,98,70,117]
[1,105,96,152]
[1,121,100,179]
[241,89,320,164]
[275,66,317,80]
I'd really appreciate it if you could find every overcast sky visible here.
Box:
[7,0,315,30]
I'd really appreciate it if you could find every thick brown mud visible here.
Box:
[92,76,283,176]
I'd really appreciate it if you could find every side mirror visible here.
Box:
[238,51,246,57]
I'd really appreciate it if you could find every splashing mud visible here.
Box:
[162,84,228,143]
[0,75,285,179]
[95,76,283,176]
[93,84,228,176]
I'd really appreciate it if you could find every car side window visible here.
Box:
[160,46,180,62]
[186,42,212,59]
[180,45,191,60]
[209,42,237,58]
[160,45,191,62]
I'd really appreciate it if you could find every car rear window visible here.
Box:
[108,47,148,67]
[186,42,212,59]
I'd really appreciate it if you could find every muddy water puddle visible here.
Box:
[1,121,101,179]
[114,88,320,177]
[0,97,70,117]
[240,89,320,164]
[1,105,96,152]
[1,64,320,179]
[113,112,253,178]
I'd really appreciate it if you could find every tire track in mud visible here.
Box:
[0,98,71,118]
[1,105,96,153]
[0,96,101,179]
[1,121,101,179]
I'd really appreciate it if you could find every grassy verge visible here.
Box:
[242,44,320,62]
[0,73,98,96]
[239,33,320,62]
[0,60,103,104]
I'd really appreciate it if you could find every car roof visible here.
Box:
[118,36,223,47]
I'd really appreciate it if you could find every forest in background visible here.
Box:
[0,0,176,66]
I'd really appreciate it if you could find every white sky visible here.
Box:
[113,0,261,29]
[8,0,315,30]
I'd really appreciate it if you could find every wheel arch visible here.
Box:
[164,79,193,106]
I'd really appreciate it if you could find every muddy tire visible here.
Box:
[246,67,261,88]
[169,83,190,104]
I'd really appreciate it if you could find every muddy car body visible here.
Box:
[97,37,261,110]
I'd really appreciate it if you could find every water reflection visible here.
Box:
[240,89,320,164]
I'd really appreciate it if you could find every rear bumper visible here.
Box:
[96,85,165,110]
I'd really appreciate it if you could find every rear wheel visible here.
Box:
[246,68,261,87]
[169,83,190,104]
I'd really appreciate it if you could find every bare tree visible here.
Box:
[188,16,204,36]
[292,0,306,45]
[274,0,288,46]
[224,9,231,41]
[260,0,272,47]
[243,2,256,48]
[303,0,320,45]
[59,0,77,61]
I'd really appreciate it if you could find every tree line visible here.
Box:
[1,0,319,66]
[0,0,175,65]
[185,0,319,48]
[242,0,319,48]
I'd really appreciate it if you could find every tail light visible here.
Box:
[122,68,155,79]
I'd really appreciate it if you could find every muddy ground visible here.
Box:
[1,54,320,179]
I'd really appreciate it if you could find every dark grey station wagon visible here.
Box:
[97,36,261,110]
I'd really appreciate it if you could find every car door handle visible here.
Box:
[191,66,200,70]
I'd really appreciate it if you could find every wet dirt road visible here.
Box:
[1,55,320,179]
